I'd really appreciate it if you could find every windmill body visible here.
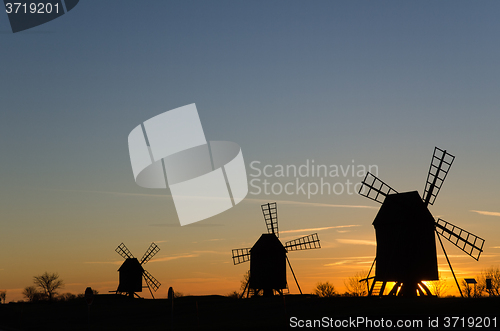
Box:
[249,234,287,295]
[359,147,485,297]
[117,258,144,294]
[232,203,321,297]
[373,191,439,288]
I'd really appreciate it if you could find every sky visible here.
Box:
[1,1,500,302]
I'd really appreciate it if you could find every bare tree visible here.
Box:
[240,271,250,292]
[0,290,6,304]
[33,272,64,301]
[427,274,449,297]
[314,282,337,298]
[23,286,40,302]
[477,266,500,296]
[344,271,368,296]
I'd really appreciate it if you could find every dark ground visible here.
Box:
[0,294,499,330]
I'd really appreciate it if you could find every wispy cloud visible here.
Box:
[323,256,374,267]
[149,254,198,263]
[280,225,360,234]
[470,210,500,217]
[192,250,228,255]
[323,260,371,266]
[245,197,378,210]
[84,261,122,265]
[31,188,378,215]
[27,188,378,211]
[28,187,170,198]
[336,239,376,246]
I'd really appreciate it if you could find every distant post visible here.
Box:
[168,287,174,330]
[486,278,492,296]
[85,287,94,330]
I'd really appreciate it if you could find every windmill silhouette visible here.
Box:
[359,147,485,297]
[114,242,161,298]
[232,202,321,297]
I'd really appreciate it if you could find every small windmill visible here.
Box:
[114,242,161,298]
[232,202,321,297]
[358,147,485,297]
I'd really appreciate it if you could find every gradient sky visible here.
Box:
[1,1,500,302]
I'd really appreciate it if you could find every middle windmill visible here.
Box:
[232,202,321,297]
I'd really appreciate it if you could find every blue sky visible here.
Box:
[1,1,500,300]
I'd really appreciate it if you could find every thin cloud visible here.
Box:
[280,225,360,234]
[337,239,376,246]
[324,260,369,266]
[27,188,378,211]
[192,250,228,255]
[245,197,378,210]
[470,210,500,217]
[149,254,198,262]
[323,256,374,267]
[28,187,170,198]
[84,261,122,265]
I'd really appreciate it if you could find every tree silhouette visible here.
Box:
[477,266,500,296]
[33,272,64,301]
[0,290,6,304]
[427,274,449,297]
[23,286,41,302]
[314,282,337,297]
[344,271,368,296]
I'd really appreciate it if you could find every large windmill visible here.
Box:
[358,147,485,297]
[114,242,162,298]
[232,202,321,297]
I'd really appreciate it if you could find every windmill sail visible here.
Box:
[358,172,398,204]
[116,243,134,259]
[285,233,321,251]
[435,218,485,261]
[232,248,251,264]
[423,147,455,206]
[140,242,160,265]
[262,202,279,237]
[143,269,161,292]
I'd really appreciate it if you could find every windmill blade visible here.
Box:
[261,202,279,237]
[285,233,321,252]
[140,242,160,265]
[232,248,251,265]
[115,243,134,259]
[358,172,398,204]
[435,218,485,261]
[143,269,161,292]
[423,147,455,206]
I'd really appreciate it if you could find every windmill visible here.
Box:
[114,242,162,298]
[232,202,321,297]
[358,147,485,297]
